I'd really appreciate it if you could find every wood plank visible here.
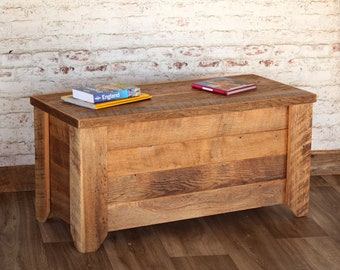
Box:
[103,227,177,270]
[107,129,287,178]
[171,255,238,270]
[49,116,70,222]
[107,155,286,203]
[50,161,70,222]
[311,150,340,176]
[0,165,35,192]
[43,242,113,269]
[155,218,227,258]
[2,148,339,194]
[286,103,313,217]
[204,202,332,270]
[49,115,70,144]
[107,179,285,232]
[0,192,50,269]
[69,126,108,253]
[34,108,51,222]
[309,176,340,241]
[30,75,316,129]
[107,106,287,150]
[320,175,340,193]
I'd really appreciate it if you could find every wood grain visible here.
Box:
[30,74,316,128]
[311,150,340,176]
[0,192,50,269]
[34,108,51,222]
[286,103,313,217]
[69,126,108,253]
[49,115,70,222]
[108,129,287,179]
[0,165,35,192]
[107,106,287,150]
[107,155,286,203]
[1,150,337,194]
[107,179,285,231]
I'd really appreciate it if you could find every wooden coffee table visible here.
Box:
[30,74,316,253]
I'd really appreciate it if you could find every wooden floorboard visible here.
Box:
[0,175,339,270]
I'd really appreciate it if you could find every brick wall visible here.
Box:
[0,0,339,166]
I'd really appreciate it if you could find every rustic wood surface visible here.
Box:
[0,175,339,269]
[286,103,313,217]
[69,125,108,253]
[34,108,51,222]
[0,165,35,192]
[30,74,316,128]
[29,75,317,252]
[49,115,70,222]
[1,150,337,193]
[311,150,340,176]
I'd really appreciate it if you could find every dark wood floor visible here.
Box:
[0,175,339,270]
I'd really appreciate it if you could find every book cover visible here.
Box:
[191,77,256,95]
[72,82,141,103]
[61,93,152,110]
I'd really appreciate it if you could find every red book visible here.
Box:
[191,77,256,95]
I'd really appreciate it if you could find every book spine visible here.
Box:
[227,85,256,95]
[192,83,256,96]
[92,88,140,103]
[192,83,228,95]
[202,86,227,95]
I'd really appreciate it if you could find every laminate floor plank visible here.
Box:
[43,242,113,270]
[171,255,239,270]
[204,210,307,270]
[255,205,328,239]
[103,226,177,270]
[155,217,227,257]
[321,175,340,193]
[0,192,49,270]
[38,217,73,243]
[277,237,340,270]
[309,176,340,241]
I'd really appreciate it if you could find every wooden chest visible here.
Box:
[30,74,316,253]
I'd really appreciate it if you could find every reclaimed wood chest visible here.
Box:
[30,74,316,252]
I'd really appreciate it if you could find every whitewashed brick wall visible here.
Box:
[0,0,339,166]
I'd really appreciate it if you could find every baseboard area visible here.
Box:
[0,165,35,193]
[1,150,339,193]
[310,150,340,176]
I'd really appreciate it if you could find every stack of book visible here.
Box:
[61,82,152,109]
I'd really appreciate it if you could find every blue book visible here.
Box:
[72,82,141,103]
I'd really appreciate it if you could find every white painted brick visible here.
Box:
[0,140,34,156]
[8,20,46,38]
[0,0,339,166]
[14,154,35,166]
[0,97,31,114]
[32,52,60,66]
[314,99,340,116]
[0,53,33,68]
[0,82,32,97]
[0,127,34,143]
[0,153,35,167]
[97,48,148,63]
[0,112,33,129]
[291,14,339,31]
[312,125,340,150]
